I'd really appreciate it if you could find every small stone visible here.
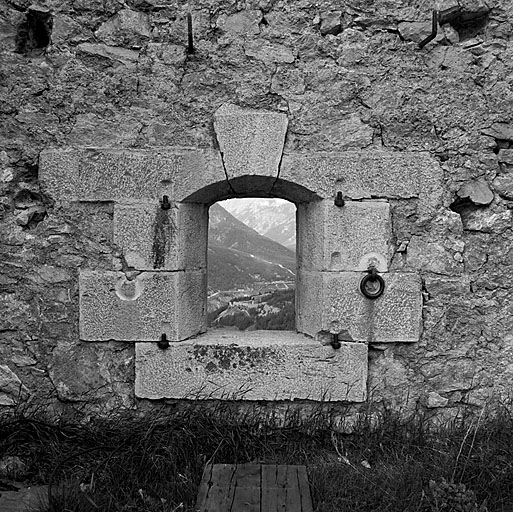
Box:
[15,205,46,227]
[493,174,513,200]
[398,21,443,44]
[95,9,151,45]
[453,252,463,262]
[498,149,513,164]
[245,39,295,64]
[0,365,29,404]
[217,10,262,35]
[426,391,449,408]
[482,123,513,142]
[320,11,342,36]
[457,178,494,205]
[442,23,459,44]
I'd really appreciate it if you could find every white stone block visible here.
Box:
[298,200,390,272]
[135,330,367,402]
[114,202,207,271]
[39,148,226,203]
[213,104,288,192]
[297,271,422,342]
[79,270,206,342]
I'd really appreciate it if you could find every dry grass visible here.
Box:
[1,401,512,512]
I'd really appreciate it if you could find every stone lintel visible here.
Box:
[298,200,391,272]
[213,104,288,189]
[79,270,206,342]
[113,202,208,271]
[297,271,422,342]
[280,151,441,201]
[39,147,226,203]
[135,330,367,402]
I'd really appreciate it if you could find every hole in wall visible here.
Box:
[16,7,52,54]
[443,8,490,41]
[207,198,297,332]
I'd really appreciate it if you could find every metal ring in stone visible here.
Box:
[359,272,385,300]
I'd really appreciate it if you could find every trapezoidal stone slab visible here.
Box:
[296,271,422,342]
[39,148,226,203]
[79,270,206,342]
[298,199,391,272]
[114,202,208,271]
[279,151,442,206]
[213,104,288,193]
[135,330,367,402]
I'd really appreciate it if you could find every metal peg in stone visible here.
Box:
[160,195,171,210]
[334,191,345,207]
[158,333,170,349]
[187,12,194,54]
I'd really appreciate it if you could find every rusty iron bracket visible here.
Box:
[187,12,195,54]
[418,10,439,49]
[157,333,170,349]
[331,333,341,350]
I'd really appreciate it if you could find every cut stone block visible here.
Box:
[39,148,226,203]
[297,271,422,342]
[79,270,206,342]
[213,104,288,193]
[135,330,367,402]
[279,151,442,205]
[114,202,208,270]
[298,200,391,272]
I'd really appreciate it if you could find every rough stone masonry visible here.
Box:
[0,0,512,420]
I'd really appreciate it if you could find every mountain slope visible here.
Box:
[208,203,296,291]
[220,198,296,251]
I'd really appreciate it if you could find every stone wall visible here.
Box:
[1,0,512,420]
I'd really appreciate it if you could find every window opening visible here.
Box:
[207,198,296,332]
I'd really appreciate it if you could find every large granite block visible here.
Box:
[135,330,367,402]
[213,104,288,192]
[79,270,206,342]
[114,202,208,270]
[298,200,391,272]
[39,148,226,203]
[279,151,442,203]
[297,271,422,342]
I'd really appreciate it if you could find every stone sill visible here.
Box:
[135,328,368,402]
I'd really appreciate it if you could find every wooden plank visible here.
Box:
[261,465,279,512]
[297,465,314,512]
[229,464,261,512]
[196,464,236,512]
[196,463,313,512]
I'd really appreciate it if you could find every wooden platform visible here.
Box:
[195,464,313,512]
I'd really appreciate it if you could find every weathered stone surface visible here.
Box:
[461,208,512,233]
[79,270,206,342]
[135,330,367,402]
[280,152,443,206]
[398,21,444,44]
[297,271,422,342]
[493,173,513,199]
[113,202,207,270]
[217,10,262,35]
[298,200,391,272]
[39,148,226,203]
[426,391,449,408]
[482,123,513,141]
[95,9,151,45]
[320,11,342,36]
[213,104,288,188]
[48,341,134,406]
[244,39,295,64]
[0,365,29,406]
[497,149,513,164]
[457,178,494,205]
